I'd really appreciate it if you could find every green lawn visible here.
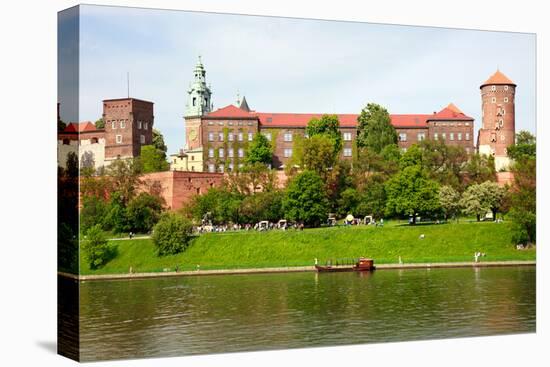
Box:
[79,221,535,275]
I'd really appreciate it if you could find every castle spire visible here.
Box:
[185,56,212,117]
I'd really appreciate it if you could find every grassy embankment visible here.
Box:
[79,221,535,275]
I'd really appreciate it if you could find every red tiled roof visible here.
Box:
[481,70,516,87]
[205,104,472,128]
[428,105,474,121]
[63,121,101,133]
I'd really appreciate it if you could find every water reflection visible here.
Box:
[70,266,535,361]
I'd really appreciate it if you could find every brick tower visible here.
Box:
[103,98,154,163]
[477,70,516,171]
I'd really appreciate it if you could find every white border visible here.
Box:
[0,1,547,367]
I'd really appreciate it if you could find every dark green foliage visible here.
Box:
[105,158,142,205]
[298,134,338,178]
[385,165,441,223]
[80,196,109,232]
[464,153,496,184]
[103,192,131,234]
[187,188,243,224]
[58,222,78,273]
[140,145,169,173]
[399,144,423,169]
[152,129,168,156]
[152,213,193,256]
[82,225,113,269]
[508,153,536,244]
[240,190,285,223]
[94,118,105,129]
[356,103,397,153]
[507,130,536,161]
[246,133,273,165]
[126,192,165,233]
[283,170,329,226]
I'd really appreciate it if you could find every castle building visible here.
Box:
[477,70,516,171]
[57,97,154,169]
[181,60,476,173]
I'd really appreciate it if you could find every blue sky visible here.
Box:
[71,5,536,155]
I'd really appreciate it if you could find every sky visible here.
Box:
[64,4,536,155]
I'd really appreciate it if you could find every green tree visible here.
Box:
[507,130,536,161]
[297,134,338,179]
[94,118,105,129]
[152,213,193,256]
[103,191,131,233]
[508,151,536,244]
[152,129,168,158]
[246,133,273,165]
[240,190,285,223]
[186,188,243,224]
[80,196,109,232]
[385,165,441,224]
[479,181,506,220]
[140,145,169,173]
[460,184,490,221]
[399,144,424,169]
[306,114,343,156]
[105,158,142,205]
[439,185,461,221]
[283,170,329,227]
[356,103,397,153]
[465,153,496,184]
[419,139,468,190]
[126,192,165,233]
[82,224,113,269]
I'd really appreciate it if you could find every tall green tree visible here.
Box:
[385,165,441,224]
[246,133,273,165]
[306,114,343,156]
[283,170,329,227]
[152,129,168,158]
[82,225,113,269]
[140,145,169,173]
[459,181,505,221]
[439,185,461,221]
[126,192,165,233]
[105,158,142,205]
[464,153,496,184]
[356,103,397,153]
[296,134,337,180]
[507,130,536,161]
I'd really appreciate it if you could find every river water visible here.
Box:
[74,266,535,361]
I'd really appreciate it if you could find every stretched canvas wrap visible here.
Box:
[57,4,537,362]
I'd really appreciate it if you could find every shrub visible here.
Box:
[152,213,193,256]
[82,225,113,269]
[126,192,164,233]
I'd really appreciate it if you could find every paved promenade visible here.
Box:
[58,260,536,281]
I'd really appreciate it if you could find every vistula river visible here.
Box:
[66,266,535,361]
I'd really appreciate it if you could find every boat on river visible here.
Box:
[315,257,376,272]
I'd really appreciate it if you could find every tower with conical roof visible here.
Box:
[184,57,213,152]
[477,69,516,171]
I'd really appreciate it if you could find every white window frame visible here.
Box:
[399,133,407,142]
[218,132,224,142]
[457,133,462,141]
[343,148,352,157]
[228,132,234,142]
[283,148,292,158]
[228,148,234,158]
[238,148,244,158]
[248,132,253,141]
[111,121,116,129]
[116,134,122,144]
[140,134,145,144]
[491,97,496,103]
[208,132,214,142]
[144,122,148,130]
[434,133,439,140]
[466,133,470,141]
[208,164,215,173]
[120,120,126,129]
[264,132,272,141]
[138,121,142,129]
[218,148,224,158]
[343,132,352,141]
[442,133,446,140]
[238,132,243,141]
[284,132,293,142]
[417,132,426,141]
[208,148,214,158]
[450,133,455,141]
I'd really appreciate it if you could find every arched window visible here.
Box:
[91,137,99,144]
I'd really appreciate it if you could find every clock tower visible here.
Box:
[184,56,212,150]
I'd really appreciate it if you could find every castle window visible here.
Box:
[343,148,352,157]
[218,121,224,126]
[238,148,244,158]
[138,121,142,129]
[458,133,462,141]
[91,137,99,144]
[283,148,292,158]
[228,132,234,142]
[248,132,253,141]
[399,133,407,142]
[208,121,214,125]
[228,163,234,171]
[218,132,224,141]
[284,132,292,142]
[450,133,454,141]
[304,131,309,138]
[434,133,438,140]
[466,133,470,140]
[192,97,196,106]
[264,132,272,141]
[218,148,224,158]
[116,135,122,144]
[144,122,148,130]
[417,132,426,141]
[228,148,234,158]
[218,165,224,173]
[228,121,233,126]
[465,122,470,126]
[491,97,496,103]
[491,86,496,91]
[62,139,70,145]
[140,135,145,144]
[208,132,214,141]
[120,120,126,128]
[343,132,352,141]
[247,121,253,126]
[238,132,243,141]
[504,86,509,91]
[208,148,214,158]
[208,164,215,173]
[504,97,509,103]
[112,121,116,129]
[442,133,446,140]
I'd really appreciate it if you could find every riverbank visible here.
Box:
[61,260,536,281]
[78,221,535,276]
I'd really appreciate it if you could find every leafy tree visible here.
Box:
[105,158,142,205]
[385,165,441,224]
[464,153,496,184]
[419,139,468,190]
[306,114,343,156]
[283,170,329,227]
[152,213,193,256]
[187,188,243,224]
[152,129,168,158]
[439,185,461,220]
[399,144,424,169]
[82,225,113,269]
[126,192,165,233]
[65,151,79,178]
[140,145,169,173]
[224,162,278,195]
[337,187,360,217]
[103,191,131,233]
[58,119,66,132]
[246,133,273,165]
[508,151,536,244]
[94,118,105,129]
[240,190,285,223]
[80,196,109,232]
[459,181,505,221]
[58,222,78,273]
[356,103,397,153]
[507,130,536,161]
[356,175,388,219]
[297,134,337,180]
